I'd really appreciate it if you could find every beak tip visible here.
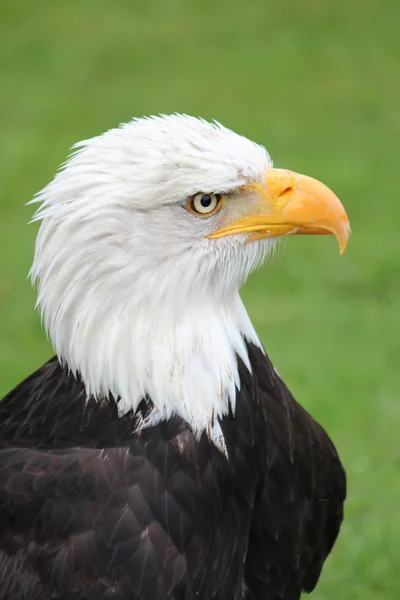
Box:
[337,221,351,255]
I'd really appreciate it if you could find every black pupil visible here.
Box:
[200,194,212,207]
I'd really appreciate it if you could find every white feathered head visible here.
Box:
[30,114,349,449]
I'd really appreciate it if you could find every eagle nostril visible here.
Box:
[279,186,293,199]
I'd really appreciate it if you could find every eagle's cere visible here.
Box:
[0,114,349,600]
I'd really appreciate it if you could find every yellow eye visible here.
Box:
[187,193,223,216]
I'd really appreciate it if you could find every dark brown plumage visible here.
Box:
[0,343,345,600]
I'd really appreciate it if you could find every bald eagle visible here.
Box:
[0,115,349,600]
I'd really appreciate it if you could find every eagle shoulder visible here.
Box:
[242,343,346,599]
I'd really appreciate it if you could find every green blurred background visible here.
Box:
[1,0,399,597]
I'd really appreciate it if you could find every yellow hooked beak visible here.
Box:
[207,168,350,254]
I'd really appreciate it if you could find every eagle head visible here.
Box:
[30,114,349,449]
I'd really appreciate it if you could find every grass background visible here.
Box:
[1,0,399,597]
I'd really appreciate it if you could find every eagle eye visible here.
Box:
[187,193,223,216]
